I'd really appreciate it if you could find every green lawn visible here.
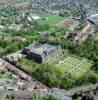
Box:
[79,62,93,70]
[71,69,82,78]
[17,58,42,73]
[54,63,72,74]
[65,57,81,66]
[48,54,93,79]
[37,12,66,26]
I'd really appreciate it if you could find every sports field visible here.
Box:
[48,54,93,79]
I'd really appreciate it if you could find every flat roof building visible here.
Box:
[22,42,62,63]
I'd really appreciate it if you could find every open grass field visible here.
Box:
[37,12,66,26]
[48,53,93,79]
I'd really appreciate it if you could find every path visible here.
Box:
[65,60,86,75]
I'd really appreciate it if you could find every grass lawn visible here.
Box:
[79,62,93,70]
[48,54,93,79]
[65,57,81,66]
[37,12,66,26]
[71,69,83,78]
[17,58,42,73]
[54,63,72,74]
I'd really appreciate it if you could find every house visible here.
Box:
[22,42,62,63]
[27,14,40,21]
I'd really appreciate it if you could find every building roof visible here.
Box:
[24,42,60,56]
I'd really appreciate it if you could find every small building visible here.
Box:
[22,42,62,63]
[27,14,40,21]
[5,51,22,65]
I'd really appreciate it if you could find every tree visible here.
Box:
[79,71,97,84]
[4,95,10,100]
[33,94,40,100]
[92,60,98,72]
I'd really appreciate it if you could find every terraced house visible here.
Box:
[22,42,62,63]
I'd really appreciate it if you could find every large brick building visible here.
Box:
[22,42,62,63]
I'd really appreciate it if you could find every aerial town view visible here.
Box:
[0,0,98,100]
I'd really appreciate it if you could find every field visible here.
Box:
[37,12,66,26]
[48,53,93,79]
